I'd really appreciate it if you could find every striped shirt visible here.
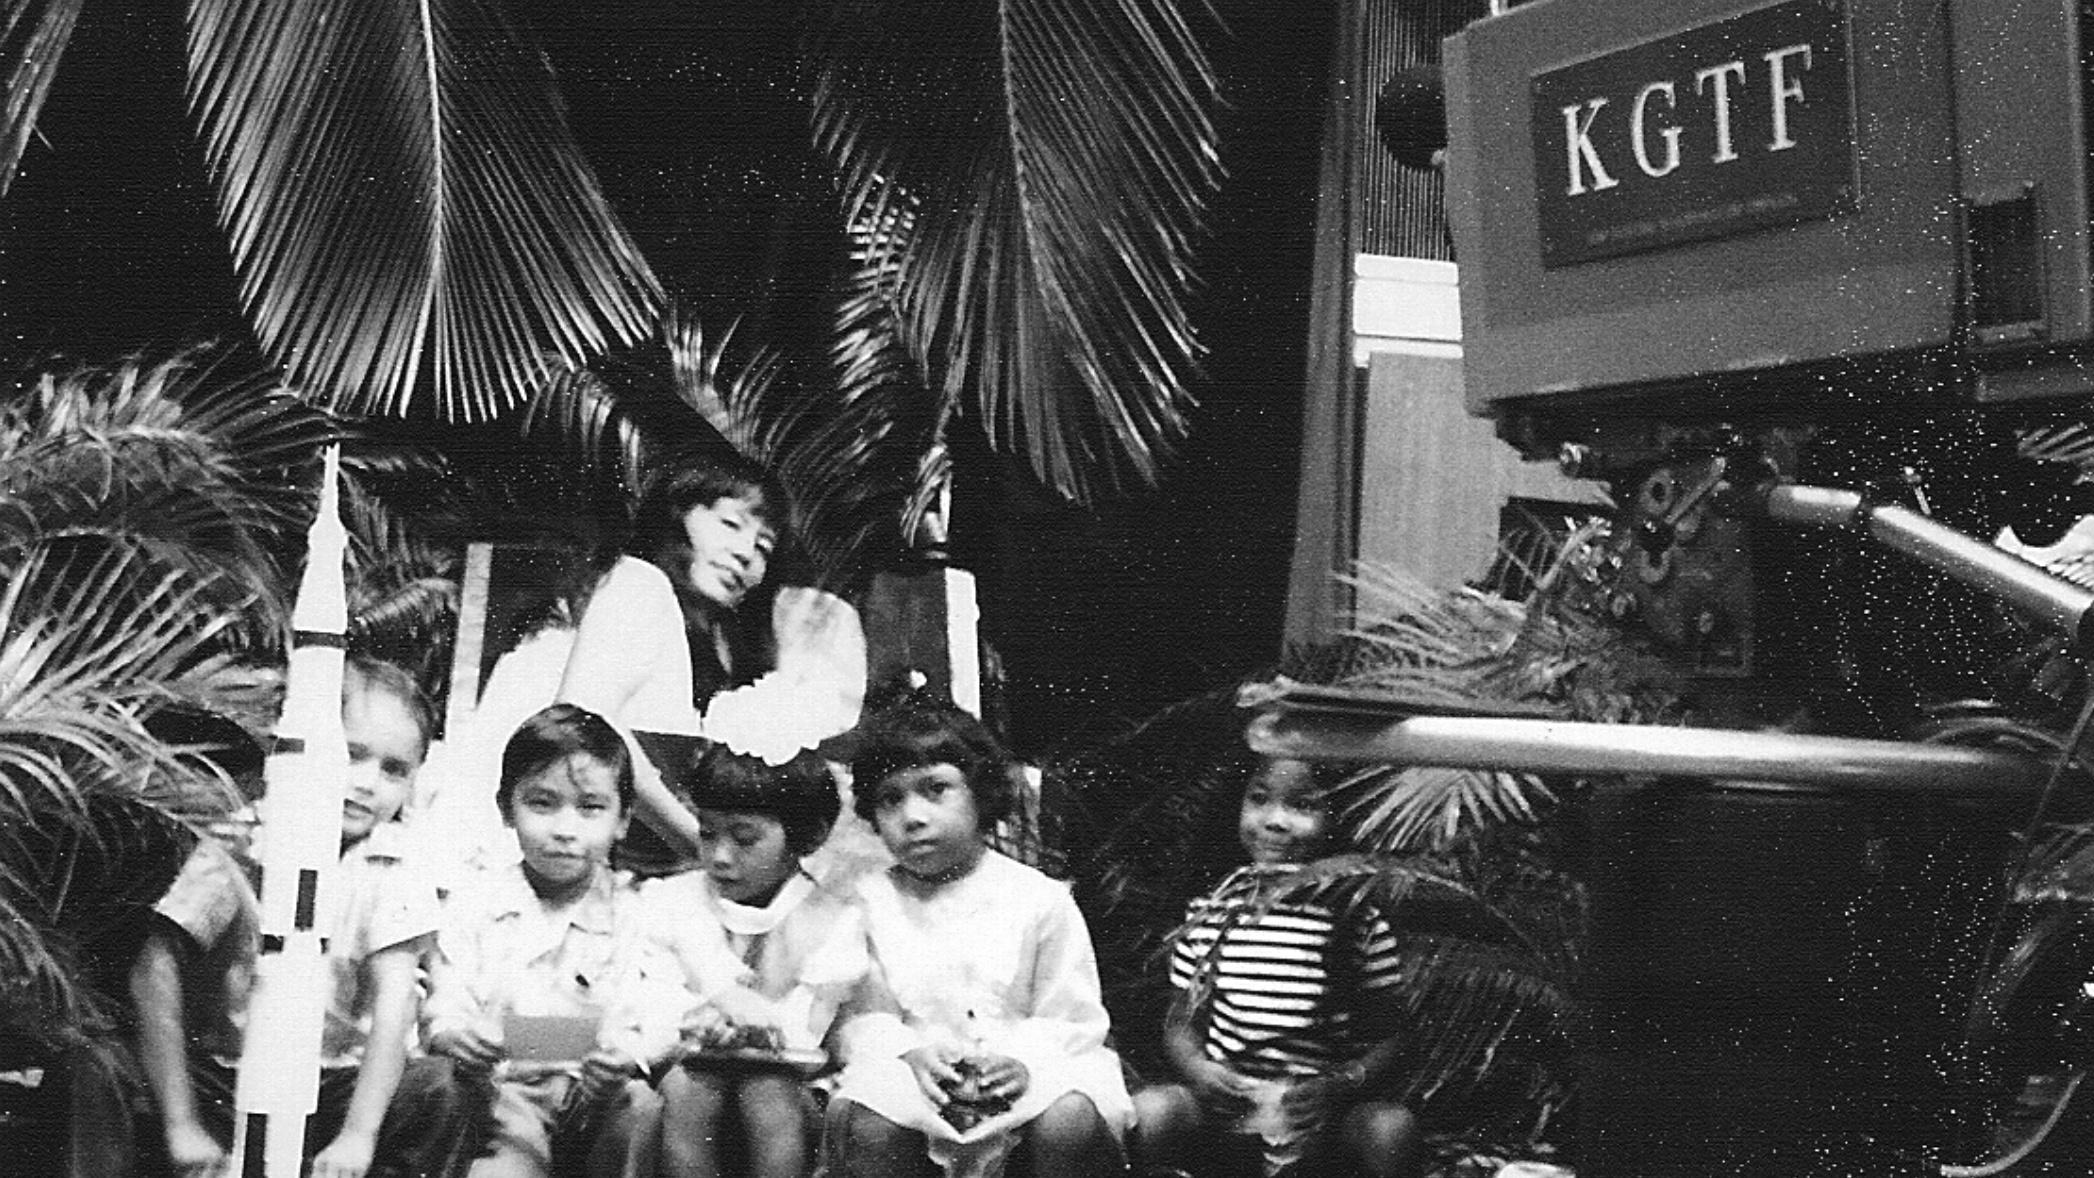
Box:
[1168,865,1404,1079]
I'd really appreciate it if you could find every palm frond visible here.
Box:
[663,310,788,465]
[808,0,1223,503]
[339,475,460,714]
[1340,763,1556,855]
[1337,552,1681,725]
[519,360,647,506]
[2017,423,2094,478]
[1,784,199,1057]
[153,655,285,752]
[0,352,337,643]
[0,0,85,196]
[2017,820,2094,902]
[0,540,249,1053]
[0,887,116,1047]
[784,204,946,571]
[0,546,240,762]
[832,193,935,417]
[1376,935,1575,1121]
[185,0,662,421]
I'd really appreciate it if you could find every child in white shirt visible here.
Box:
[423,704,685,1177]
[826,700,1130,1178]
[131,657,464,1178]
[644,742,866,1178]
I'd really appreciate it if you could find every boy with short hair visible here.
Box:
[130,656,465,1178]
[422,703,685,1177]
[128,707,268,1176]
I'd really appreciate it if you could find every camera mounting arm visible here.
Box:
[1759,483,2094,654]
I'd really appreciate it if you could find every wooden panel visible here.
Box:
[1355,348,1605,588]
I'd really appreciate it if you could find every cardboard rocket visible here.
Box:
[231,445,350,1178]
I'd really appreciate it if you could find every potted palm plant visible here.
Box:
[0,348,472,1168]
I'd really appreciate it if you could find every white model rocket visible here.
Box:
[231,444,351,1178]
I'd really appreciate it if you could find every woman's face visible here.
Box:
[675,492,777,611]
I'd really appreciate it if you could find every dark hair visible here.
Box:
[497,704,635,816]
[630,447,791,574]
[1248,756,1337,803]
[629,448,792,696]
[849,698,1016,829]
[144,704,266,802]
[344,655,436,759]
[683,743,840,855]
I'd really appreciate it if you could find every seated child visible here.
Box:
[127,707,267,1177]
[110,705,265,1178]
[1133,757,1420,1178]
[422,704,685,1178]
[643,743,867,1178]
[130,655,464,1178]
[825,699,1130,1178]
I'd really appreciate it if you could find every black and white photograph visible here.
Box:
[1,1,2089,1175]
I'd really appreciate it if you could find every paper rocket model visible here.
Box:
[230,445,351,1178]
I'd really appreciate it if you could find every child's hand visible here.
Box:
[577,1046,640,1104]
[682,985,783,1050]
[957,1052,1029,1104]
[1186,1059,1259,1119]
[706,984,779,1030]
[901,1044,965,1107]
[163,1117,229,1177]
[427,1025,505,1074]
[309,1128,376,1178]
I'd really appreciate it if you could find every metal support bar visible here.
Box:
[1246,710,2052,794]
[1763,483,2094,650]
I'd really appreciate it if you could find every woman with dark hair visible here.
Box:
[561,450,788,736]
[413,447,864,888]
[556,447,864,870]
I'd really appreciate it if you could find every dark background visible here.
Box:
[0,0,1332,761]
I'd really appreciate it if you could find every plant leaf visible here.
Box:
[1341,763,1557,855]
[0,351,338,645]
[0,0,85,196]
[2018,423,2094,476]
[808,0,1222,503]
[184,0,662,420]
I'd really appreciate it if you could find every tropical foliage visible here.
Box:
[805,0,1221,501]
[0,350,459,1064]
[1060,528,1683,1159]
[3,0,1226,522]
[0,352,320,1058]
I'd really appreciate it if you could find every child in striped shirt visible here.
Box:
[1134,756,1421,1178]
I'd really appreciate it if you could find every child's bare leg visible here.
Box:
[658,1067,731,1178]
[1333,1099,1421,1178]
[585,1077,664,1178]
[1130,1083,1202,1172]
[823,1098,936,1178]
[1021,1092,1125,1178]
[736,1072,813,1178]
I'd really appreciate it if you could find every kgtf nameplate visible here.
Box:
[1531,0,1855,268]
